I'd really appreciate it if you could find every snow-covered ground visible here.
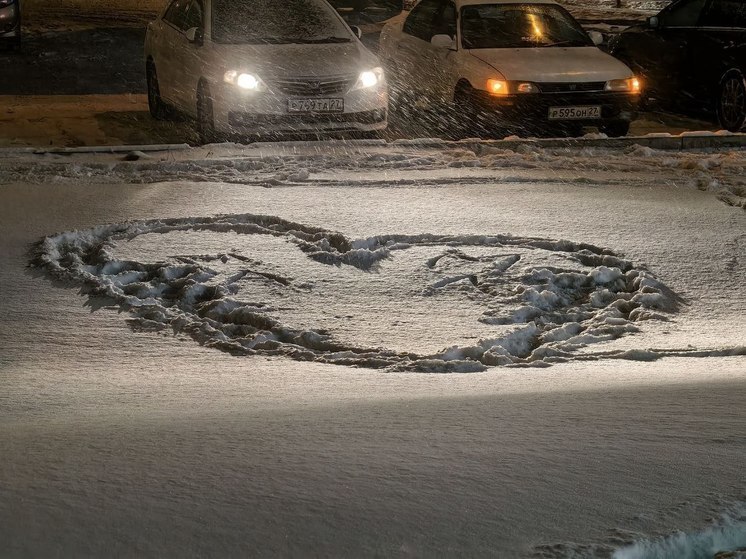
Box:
[1,141,744,557]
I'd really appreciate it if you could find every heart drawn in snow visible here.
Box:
[34,214,685,372]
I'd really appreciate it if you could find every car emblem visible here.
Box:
[309,81,321,90]
[569,84,577,91]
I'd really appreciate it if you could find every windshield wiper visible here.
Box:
[248,36,351,44]
[298,36,352,44]
[540,39,590,47]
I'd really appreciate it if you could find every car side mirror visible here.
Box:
[431,34,456,50]
[588,30,604,45]
[647,16,660,29]
[185,27,204,45]
[350,25,363,39]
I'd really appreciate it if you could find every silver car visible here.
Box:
[144,0,389,143]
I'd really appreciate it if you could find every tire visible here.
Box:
[196,82,219,145]
[600,120,630,138]
[716,71,746,132]
[389,81,414,118]
[453,83,480,139]
[146,62,167,120]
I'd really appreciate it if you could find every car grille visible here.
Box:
[539,82,606,93]
[268,74,357,96]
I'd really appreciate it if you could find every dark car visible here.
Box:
[0,0,20,49]
[609,0,746,131]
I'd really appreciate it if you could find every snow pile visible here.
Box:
[31,213,745,372]
[4,140,745,207]
[612,503,746,559]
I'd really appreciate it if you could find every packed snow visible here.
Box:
[2,140,745,208]
[36,212,728,372]
[2,138,745,559]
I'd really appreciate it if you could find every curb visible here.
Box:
[1,143,192,155]
[394,132,746,152]
[1,134,745,155]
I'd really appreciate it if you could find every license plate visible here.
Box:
[287,98,344,113]
[548,106,601,120]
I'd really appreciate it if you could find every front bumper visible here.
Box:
[213,84,389,136]
[472,90,639,129]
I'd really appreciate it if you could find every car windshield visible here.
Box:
[460,3,592,49]
[328,0,403,25]
[212,0,353,44]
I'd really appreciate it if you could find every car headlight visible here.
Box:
[224,71,266,91]
[487,80,540,95]
[486,79,508,96]
[351,67,385,91]
[515,82,540,94]
[605,77,641,94]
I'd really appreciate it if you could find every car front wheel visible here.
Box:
[453,83,481,138]
[196,82,218,145]
[146,62,167,120]
[717,71,746,132]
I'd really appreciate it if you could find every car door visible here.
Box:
[395,0,442,101]
[171,0,206,112]
[692,0,746,113]
[642,0,709,105]
[158,0,192,106]
[422,0,459,106]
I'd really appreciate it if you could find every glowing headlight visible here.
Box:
[486,79,508,96]
[352,67,385,91]
[224,71,265,91]
[605,77,642,94]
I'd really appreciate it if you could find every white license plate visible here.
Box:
[287,98,344,113]
[548,106,601,120]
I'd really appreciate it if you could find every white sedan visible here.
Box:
[379,0,641,137]
[145,0,389,143]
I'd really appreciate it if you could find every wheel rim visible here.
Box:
[720,76,746,130]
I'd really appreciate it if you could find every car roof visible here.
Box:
[453,0,560,7]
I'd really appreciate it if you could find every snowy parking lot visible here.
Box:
[1,140,744,557]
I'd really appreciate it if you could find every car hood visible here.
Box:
[468,47,633,82]
[212,42,378,79]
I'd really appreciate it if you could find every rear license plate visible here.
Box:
[548,106,601,120]
[287,98,344,113]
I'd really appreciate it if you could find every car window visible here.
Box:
[212,0,353,44]
[700,0,746,27]
[163,0,191,30]
[460,3,591,49]
[661,0,708,26]
[433,2,457,38]
[183,0,204,31]
[403,0,441,40]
